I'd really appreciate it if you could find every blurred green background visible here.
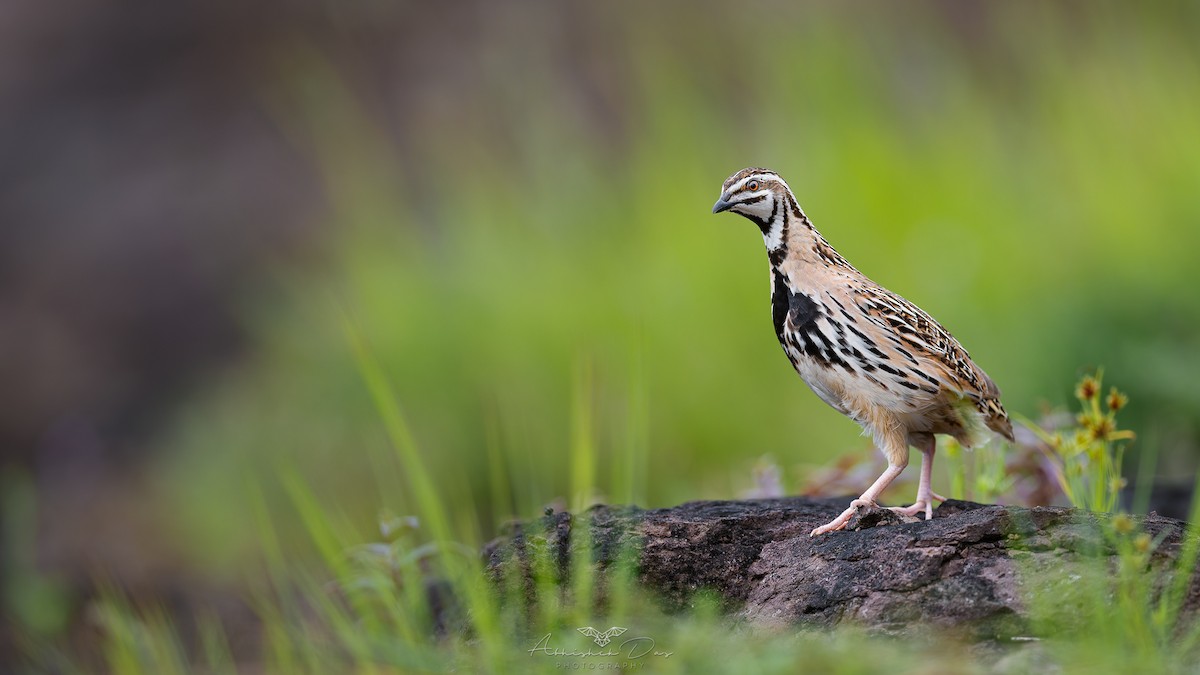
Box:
[4,0,1200,657]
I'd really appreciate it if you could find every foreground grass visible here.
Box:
[18,357,1199,675]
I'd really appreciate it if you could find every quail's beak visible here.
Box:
[712,197,733,214]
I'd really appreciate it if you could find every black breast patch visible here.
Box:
[771,271,820,338]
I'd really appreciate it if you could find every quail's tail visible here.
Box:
[982,399,1016,443]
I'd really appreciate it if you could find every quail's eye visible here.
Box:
[747,180,760,191]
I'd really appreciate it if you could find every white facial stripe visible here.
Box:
[763,211,785,249]
[728,172,787,196]
[733,175,763,193]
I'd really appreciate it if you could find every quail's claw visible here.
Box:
[888,500,933,521]
[810,499,877,536]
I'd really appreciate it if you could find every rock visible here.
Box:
[483,497,1199,638]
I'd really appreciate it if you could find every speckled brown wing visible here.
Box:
[850,285,1014,441]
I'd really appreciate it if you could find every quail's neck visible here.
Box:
[762,196,858,276]
[761,192,821,270]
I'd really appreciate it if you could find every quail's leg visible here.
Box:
[889,434,939,520]
[810,461,907,536]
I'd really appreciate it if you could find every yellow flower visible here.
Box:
[1107,388,1128,413]
[1112,513,1135,535]
[1090,417,1115,442]
[1076,375,1100,402]
[1134,533,1152,554]
[1073,430,1090,449]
